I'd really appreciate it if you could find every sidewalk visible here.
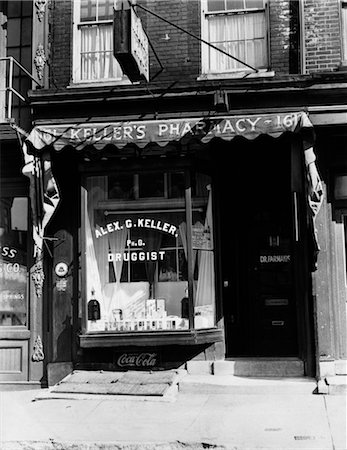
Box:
[0,376,346,450]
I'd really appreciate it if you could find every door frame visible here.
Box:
[0,177,33,382]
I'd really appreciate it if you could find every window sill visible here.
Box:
[68,79,134,89]
[79,328,223,348]
[197,70,275,81]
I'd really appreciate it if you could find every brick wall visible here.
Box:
[49,0,72,88]
[137,0,200,83]
[269,0,291,74]
[47,0,344,89]
[304,0,342,73]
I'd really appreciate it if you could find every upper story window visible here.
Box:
[201,0,268,78]
[342,1,347,64]
[73,0,125,83]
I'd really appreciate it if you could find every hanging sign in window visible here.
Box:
[192,224,212,250]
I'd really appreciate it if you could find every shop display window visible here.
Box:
[83,170,215,332]
[0,196,28,327]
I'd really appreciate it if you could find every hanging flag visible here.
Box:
[304,146,324,270]
[21,143,60,258]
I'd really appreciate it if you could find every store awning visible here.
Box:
[21,111,323,267]
[25,111,314,152]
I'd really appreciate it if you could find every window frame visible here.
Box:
[0,182,30,330]
[72,0,129,85]
[200,0,271,79]
[80,165,217,335]
[341,0,347,65]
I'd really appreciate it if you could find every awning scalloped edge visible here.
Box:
[25,111,314,153]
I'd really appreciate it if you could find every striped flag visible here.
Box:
[21,143,60,259]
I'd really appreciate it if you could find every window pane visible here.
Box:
[7,1,21,17]
[342,3,347,61]
[168,172,185,198]
[80,24,119,80]
[207,0,226,12]
[98,0,113,20]
[226,0,244,10]
[77,1,124,81]
[138,173,165,198]
[22,17,32,45]
[207,11,266,72]
[85,175,189,332]
[245,0,263,8]
[108,174,135,199]
[7,18,21,47]
[81,0,96,21]
[0,197,28,327]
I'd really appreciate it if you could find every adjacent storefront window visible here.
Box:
[83,170,215,332]
[0,196,28,327]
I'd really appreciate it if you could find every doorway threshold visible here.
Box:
[217,357,305,377]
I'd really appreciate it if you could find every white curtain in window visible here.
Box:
[85,211,105,319]
[208,12,266,72]
[179,221,197,269]
[81,24,117,80]
[81,25,98,80]
[195,185,215,308]
[108,227,128,283]
[99,24,114,79]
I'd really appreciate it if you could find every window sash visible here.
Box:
[204,10,267,73]
[73,0,124,83]
[342,1,347,62]
[206,0,265,14]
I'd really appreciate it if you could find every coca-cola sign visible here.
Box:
[117,352,158,368]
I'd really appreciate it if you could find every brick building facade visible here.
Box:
[0,0,346,390]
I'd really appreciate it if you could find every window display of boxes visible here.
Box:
[106,313,189,332]
[145,298,167,319]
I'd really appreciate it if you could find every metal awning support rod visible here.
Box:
[133,2,259,73]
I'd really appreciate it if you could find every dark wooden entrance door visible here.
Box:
[218,135,299,357]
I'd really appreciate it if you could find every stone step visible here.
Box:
[186,358,305,377]
[0,381,42,391]
[179,374,317,395]
[325,376,347,395]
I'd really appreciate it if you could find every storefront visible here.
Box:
[23,111,322,375]
[0,138,43,385]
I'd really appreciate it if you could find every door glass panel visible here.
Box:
[0,197,28,327]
